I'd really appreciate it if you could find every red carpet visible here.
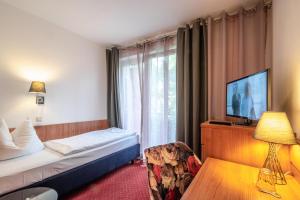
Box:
[65,162,150,200]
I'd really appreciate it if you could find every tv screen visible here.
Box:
[226,70,268,120]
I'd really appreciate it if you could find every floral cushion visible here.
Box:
[144,142,202,200]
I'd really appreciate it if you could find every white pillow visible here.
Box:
[12,119,44,154]
[0,119,44,161]
[0,119,23,160]
[0,119,15,147]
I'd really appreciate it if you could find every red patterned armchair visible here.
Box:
[144,142,202,200]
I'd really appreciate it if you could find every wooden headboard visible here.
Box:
[201,122,291,172]
[9,119,109,141]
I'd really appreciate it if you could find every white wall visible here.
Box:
[273,0,300,140]
[0,2,107,128]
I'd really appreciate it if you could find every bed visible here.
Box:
[0,126,140,198]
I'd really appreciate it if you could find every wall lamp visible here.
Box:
[29,81,46,104]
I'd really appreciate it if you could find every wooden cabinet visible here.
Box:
[201,122,290,172]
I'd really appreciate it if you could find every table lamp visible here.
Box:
[254,112,296,185]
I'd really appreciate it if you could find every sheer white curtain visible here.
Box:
[119,48,142,136]
[119,37,176,152]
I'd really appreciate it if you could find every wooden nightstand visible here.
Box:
[181,158,300,200]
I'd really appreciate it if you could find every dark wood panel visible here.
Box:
[9,120,109,141]
[201,122,290,172]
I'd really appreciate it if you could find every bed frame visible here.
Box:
[27,144,140,198]
[3,120,141,198]
[2,144,140,198]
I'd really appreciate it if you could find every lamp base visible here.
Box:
[258,187,281,198]
[263,142,286,185]
[36,95,45,105]
[257,168,281,198]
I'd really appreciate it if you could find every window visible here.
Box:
[119,37,176,151]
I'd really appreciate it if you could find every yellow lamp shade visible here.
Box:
[29,81,46,93]
[254,112,296,145]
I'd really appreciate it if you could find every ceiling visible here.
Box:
[1,0,256,46]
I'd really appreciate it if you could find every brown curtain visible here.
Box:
[207,2,273,120]
[106,47,122,127]
[176,20,208,157]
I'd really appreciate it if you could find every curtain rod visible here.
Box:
[117,30,177,50]
[205,0,272,22]
[115,0,271,50]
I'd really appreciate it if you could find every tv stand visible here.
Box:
[234,119,252,126]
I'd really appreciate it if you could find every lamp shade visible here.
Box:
[254,112,296,145]
[29,81,46,93]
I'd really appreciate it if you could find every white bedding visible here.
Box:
[0,148,62,177]
[0,134,139,195]
[44,128,136,155]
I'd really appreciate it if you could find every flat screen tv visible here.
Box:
[226,69,269,121]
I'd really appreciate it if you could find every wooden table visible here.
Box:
[181,158,300,200]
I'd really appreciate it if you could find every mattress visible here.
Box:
[45,128,136,155]
[0,148,62,177]
[0,134,139,196]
